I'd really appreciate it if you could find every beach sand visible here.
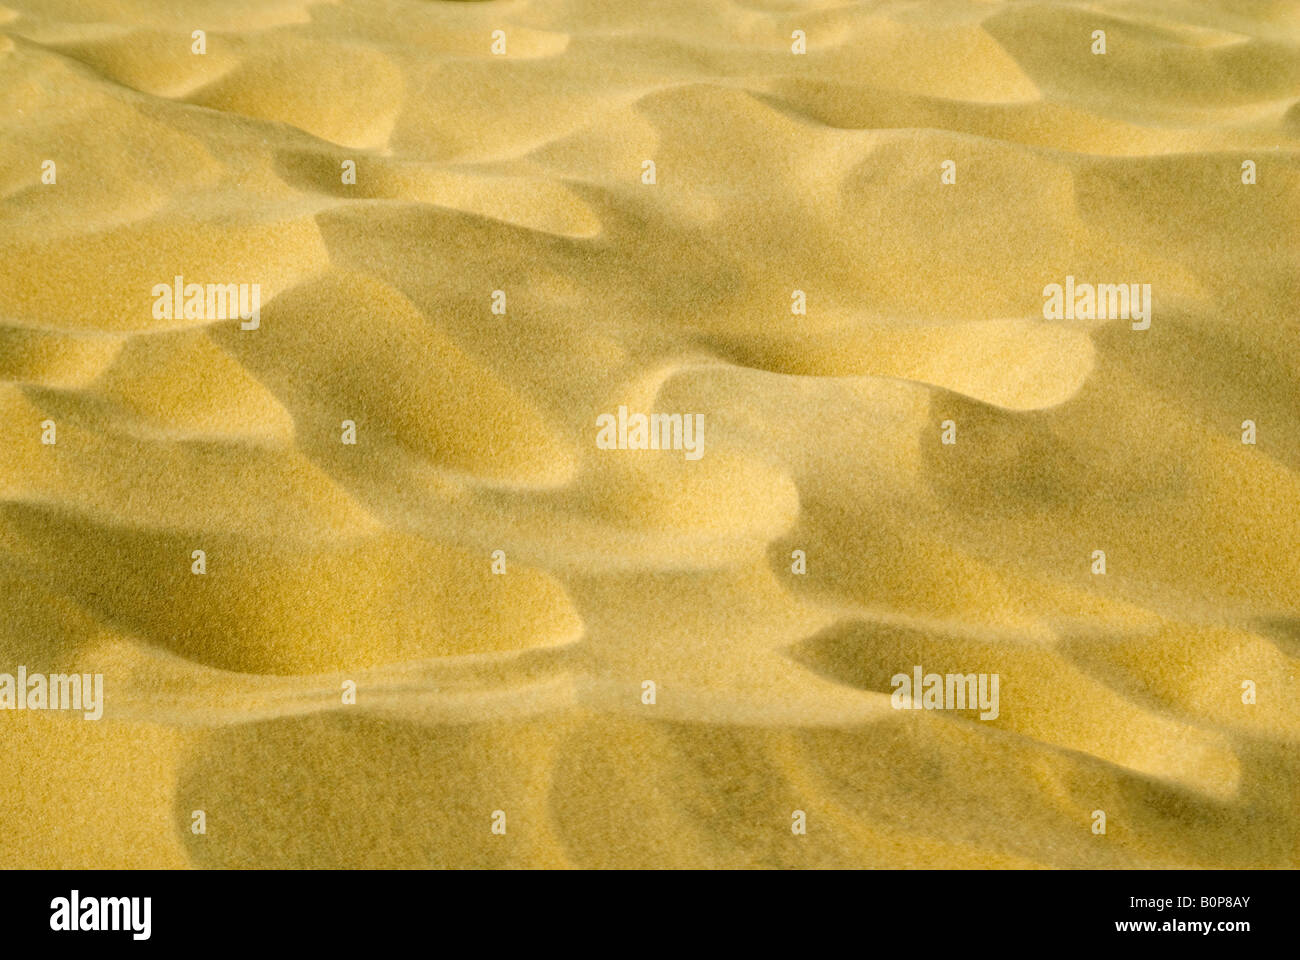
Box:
[0,0,1297,868]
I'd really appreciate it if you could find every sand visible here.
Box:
[0,0,1297,868]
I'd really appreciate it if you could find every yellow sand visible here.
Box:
[1,0,1297,868]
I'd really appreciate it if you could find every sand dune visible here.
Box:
[0,0,1297,868]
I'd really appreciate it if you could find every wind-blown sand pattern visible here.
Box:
[1,0,1297,869]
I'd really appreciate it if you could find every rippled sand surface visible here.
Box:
[1,0,1297,868]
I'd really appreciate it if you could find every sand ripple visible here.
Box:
[0,0,1296,867]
